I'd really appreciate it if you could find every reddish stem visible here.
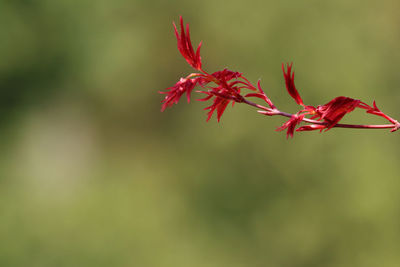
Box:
[242,99,397,130]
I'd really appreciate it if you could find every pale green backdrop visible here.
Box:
[1,0,400,266]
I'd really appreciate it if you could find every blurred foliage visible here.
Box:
[1,0,400,266]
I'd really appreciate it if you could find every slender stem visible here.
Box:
[242,99,397,130]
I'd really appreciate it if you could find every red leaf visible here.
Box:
[282,63,304,106]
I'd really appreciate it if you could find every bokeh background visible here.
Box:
[1,0,400,266]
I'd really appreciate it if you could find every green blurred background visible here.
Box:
[1,0,400,266]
